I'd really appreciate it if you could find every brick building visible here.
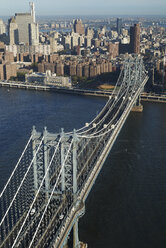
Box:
[73,19,85,35]
[130,24,140,54]
[108,42,119,58]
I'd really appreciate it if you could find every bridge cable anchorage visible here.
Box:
[28,138,74,248]
[11,136,62,248]
[0,136,44,228]
[0,135,33,199]
[66,64,125,136]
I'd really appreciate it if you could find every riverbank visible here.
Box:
[0,81,166,103]
[0,81,111,98]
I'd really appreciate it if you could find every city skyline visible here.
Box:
[0,0,166,16]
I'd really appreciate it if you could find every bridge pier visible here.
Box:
[131,95,143,112]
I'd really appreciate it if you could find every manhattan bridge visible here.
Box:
[0,55,148,248]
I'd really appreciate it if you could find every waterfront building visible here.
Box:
[0,62,17,80]
[26,70,72,87]
[83,64,90,78]
[0,49,16,80]
[76,64,83,77]
[0,64,4,80]
[70,63,77,76]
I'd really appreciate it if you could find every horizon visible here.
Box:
[0,0,166,17]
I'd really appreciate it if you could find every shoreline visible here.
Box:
[0,81,166,103]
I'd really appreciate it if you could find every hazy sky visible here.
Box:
[1,0,166,16]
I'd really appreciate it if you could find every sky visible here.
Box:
[0,0,166,16]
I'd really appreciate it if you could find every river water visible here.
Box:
[0,87,166,248]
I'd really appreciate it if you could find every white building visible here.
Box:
[26,70,72,88]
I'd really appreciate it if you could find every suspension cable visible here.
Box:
[0,135,33,199]
[66,65,125,135]
[12,137,62,248]
[78,75,147,139]
[74,66,127,135]
[79,60,145,138]
[0,136,44,228]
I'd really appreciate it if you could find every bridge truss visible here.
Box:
[0,55,148,248]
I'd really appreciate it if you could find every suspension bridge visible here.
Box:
[0,55,148,248]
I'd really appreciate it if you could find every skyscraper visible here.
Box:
[73,19,85,35]
[8,2,39,46]
[8,17,19,45]
[130,24,140,54]
[29,23,39,45]
[0,19,6,35]
[117,18,122,35]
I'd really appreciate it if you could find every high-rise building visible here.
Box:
[0,19,6,35]
[29,23,39,45]
[49,36,58,53]
[130,24,140,54]
[14,13,33,45]
[73,19,85,35]
[8,2,39,46]
[117,18,122,35]
[108,42,119,58]
[8,17,19,45]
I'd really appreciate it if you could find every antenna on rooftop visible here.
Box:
[30,2,35,23]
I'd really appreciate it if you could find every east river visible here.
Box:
[0,87,166,248]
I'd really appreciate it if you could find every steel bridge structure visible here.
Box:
[0,55,148,248]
